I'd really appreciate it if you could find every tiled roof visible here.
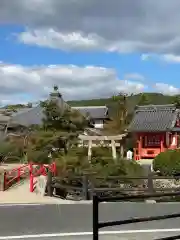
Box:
[9,95,69,127]
[9,105,44,127]
[72,106,108,119]
[128,104,179,132]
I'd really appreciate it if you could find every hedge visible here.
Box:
[153,149,180,176]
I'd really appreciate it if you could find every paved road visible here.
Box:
[1,202,180,239]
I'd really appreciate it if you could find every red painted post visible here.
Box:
[30,173,33,192]
[17,167,21,182]
[29,162,33,177]
[52,162,57,175]
[51,162,54,172]
[3,172,7,191]
[41,165,46,176]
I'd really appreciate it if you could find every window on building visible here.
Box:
[145,135,161,147]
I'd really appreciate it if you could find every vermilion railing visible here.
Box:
[2,162,56,192]
[3,164,30,191]
[29,162,56,192]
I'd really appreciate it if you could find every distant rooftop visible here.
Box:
[72,106,109,119]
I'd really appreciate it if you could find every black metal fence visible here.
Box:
[49,173,180,201]
[44,172,180,239]
[92,192,180,240]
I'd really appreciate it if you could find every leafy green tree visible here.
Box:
[40,99,88,133]
[138,93,151,105]
[104,93,129,134]
[26,149,50,164]
[172,96,180,108]
[0,141,21,163]
[25,87,89,162]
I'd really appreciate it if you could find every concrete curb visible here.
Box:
[1,200,180,205]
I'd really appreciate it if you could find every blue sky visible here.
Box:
[0,0,180,105]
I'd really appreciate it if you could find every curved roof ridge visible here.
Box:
[135,104,176,113]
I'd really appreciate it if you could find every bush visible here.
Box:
[153,149,180,176]
[0,141,22,163]
[92,159,144,178]
[27,150,51,164]
[55,149,144,178]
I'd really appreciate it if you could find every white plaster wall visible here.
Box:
[94,119,104,128]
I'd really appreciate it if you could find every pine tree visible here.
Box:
[104,93,128,134]
[138,93,151,105]
[26,87,89,160]
[172,96,180,108]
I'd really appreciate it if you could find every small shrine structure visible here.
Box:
[78,134,127,161]
[128,104,180,160]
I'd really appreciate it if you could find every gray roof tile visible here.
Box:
[10,105,44,126]
[128,104,179,132]
[72,106,108,119]
[9,96,68,127]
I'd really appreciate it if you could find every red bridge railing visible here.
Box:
[29,162,56,192]
[2,162,56,192]
[3,164,30,191]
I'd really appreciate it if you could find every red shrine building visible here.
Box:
[128,104,180,160]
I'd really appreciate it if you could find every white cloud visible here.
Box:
[0,0,179,54]
[0,61,178,105]
[124,73,145,81]
[0,62,145,105]
[141,53,180,64]
[117,80,146,93]
[141,54,151,61]
[16,28,144,53]
[154,83,180,95]
[161,54,180,63]
[0,0,180,104]
[17,29,103,51]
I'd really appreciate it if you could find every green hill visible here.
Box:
[68,93,175,110]
[3,93,178,111]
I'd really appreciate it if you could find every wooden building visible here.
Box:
[72,106,109,129]
[128,104,180,160]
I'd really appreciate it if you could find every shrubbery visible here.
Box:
[26,150,51,164]
[0,141,22,163]
[153,149,180,176]
[55,146,144,179]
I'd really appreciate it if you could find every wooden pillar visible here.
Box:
[88,140,92,162]
[175,132,178,148]
[138,135,142,159]
[120,143,124,158]
[47,170,53,197]
[165,132,169,148]
[111,140,117,161]
[160,134,164,152]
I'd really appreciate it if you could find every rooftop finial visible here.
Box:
[50,85,62,98]
[53,85,58,92]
